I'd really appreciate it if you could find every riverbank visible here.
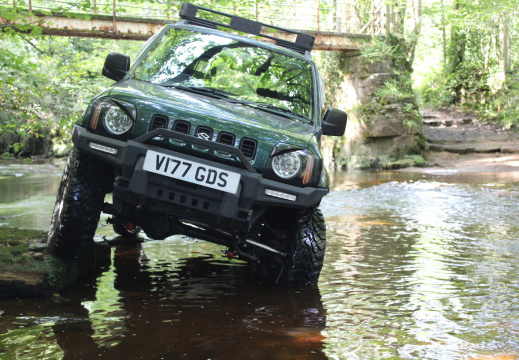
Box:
[0,228,52,297]
[405,152,519,175]
[404,109,519,175]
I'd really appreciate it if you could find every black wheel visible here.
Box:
[47,148,110,259]
[253,207,326,288]
[283,207,326,287]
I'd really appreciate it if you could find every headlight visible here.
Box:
[272,152,302,179]
[89,98,136,136]
[103,106,133,135]
[267,146,319,186]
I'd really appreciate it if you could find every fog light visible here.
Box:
[265,189,297,201]
[89,142,118,155]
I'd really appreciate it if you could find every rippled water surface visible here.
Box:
[1,161,519,359]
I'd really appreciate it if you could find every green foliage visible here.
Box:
[418,62,493,110]
[362,37,415,87]
[362,40,396,64]
[314,51,347,110]
[0,33,141,157]
[376,79,405,98]
[416,71,454,108]
[357,39,420,131]
[402,105,420,132]
[1,152,14,160]
[414,0,519,128]
[481,71,519,128]
[0,228,46,265]
[375,78,417,108]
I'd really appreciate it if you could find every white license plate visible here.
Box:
[143,150,241,194]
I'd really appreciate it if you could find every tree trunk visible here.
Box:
[500,15,511,79]
[441,0,446,65]
[448,0,466,104]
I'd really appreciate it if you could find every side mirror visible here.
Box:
[102,52,130,81]
[322,108,347,136]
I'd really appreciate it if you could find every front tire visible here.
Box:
[254,207,326,287]
[283,207,326,287]
[47,148,109,259]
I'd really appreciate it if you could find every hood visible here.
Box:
[107,80,316,170]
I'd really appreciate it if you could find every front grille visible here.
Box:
[152,118,257,161]
[240,138,258,159]
[150,115,169,131]
[217,132,235,146]
[173,120,190,134]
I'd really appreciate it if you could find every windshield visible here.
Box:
[132,28,315,120]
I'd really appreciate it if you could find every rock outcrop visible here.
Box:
[318,51,425,169]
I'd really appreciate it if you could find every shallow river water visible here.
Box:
[1,161,519,359]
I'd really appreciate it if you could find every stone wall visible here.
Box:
[316,51,424,169]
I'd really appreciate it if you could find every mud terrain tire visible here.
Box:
[283,207,326,287]
[256,207,326,287]
[47,148,109,259]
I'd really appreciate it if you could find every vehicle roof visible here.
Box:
[169,22,316,63]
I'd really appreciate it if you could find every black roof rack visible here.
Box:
[179,2,315,55]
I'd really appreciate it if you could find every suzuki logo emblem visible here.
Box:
[197,132,211,141]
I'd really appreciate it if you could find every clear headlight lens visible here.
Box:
[90,98,135,136]
[267,145,319,186]
[103,105,133,135]
[272,152,302,179]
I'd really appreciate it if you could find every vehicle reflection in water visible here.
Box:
[2,239,327,359]
[1,162,519,359]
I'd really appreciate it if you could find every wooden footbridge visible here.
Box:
[1,0,395,51]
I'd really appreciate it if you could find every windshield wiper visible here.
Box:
[250,103,312,124]
[159,83,312,124]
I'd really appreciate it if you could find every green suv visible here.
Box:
[48,3,347,287]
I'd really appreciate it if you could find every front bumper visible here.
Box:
[72,125,328,230]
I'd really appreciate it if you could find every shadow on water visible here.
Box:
[1,240,327,360]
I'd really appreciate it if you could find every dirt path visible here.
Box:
[409,109,519,174]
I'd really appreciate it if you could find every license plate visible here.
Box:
[143,150,241,194]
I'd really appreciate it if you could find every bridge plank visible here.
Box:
[1,11,368,51]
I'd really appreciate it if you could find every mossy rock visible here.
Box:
[347,154,428,170]
[0,227,111,297]
[388,155,428,169]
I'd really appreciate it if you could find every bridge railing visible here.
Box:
[2,0,392,36]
